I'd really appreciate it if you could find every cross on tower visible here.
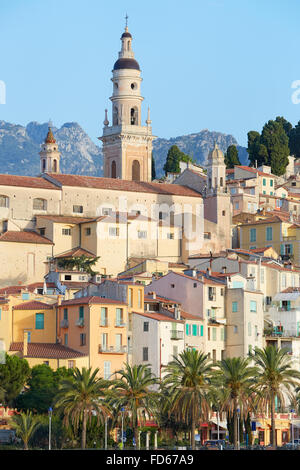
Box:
[125,13,128,28]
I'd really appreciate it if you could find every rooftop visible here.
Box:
[0,231,53,245]
[9,342,87,359]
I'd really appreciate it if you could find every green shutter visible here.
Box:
[79,306,84,319]
[200,325,204,337]
[186,324,190,336]
[192,324,197,336]
[35,313,44,330]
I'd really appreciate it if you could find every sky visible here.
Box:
[0,0,300,147]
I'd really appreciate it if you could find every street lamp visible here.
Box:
[291,409,295,446]
[237,408,240,451]
[48,407,52,450]
[105,416,108,450]
[121,407,125,450]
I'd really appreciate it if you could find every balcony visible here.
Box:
[100,321,110,327]
[170,330,184,340]
[98,345,127,354]
[60,319,69,329]
[115,321,127,328]
[283,236,296,241]
[75,318,85,327]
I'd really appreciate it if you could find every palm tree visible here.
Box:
[162,349,213,450]
[11,411,41,450]
[108,363,159,449]
[253,346,300,448]
[54,367,110,449]
[216,356,257,449]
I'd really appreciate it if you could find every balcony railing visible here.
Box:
[283,236,296,241]
[100,321,110,327]
[75,318,84,327]
[170,330,184,340]
[115,321,127,327]
[60,319,69,328]
[98,345,127,354]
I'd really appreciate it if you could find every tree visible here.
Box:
[54,367,110,449]
[57,255,100,276]
[151,153,156,180]
[163,145,192,175]
[109,363,159,449]
[216,357,257,450]
[247,131,268,168]
[16,364,73,414]
[224,145,241,169]
[11,411,41,450]
[289,120,300,158]
[253,346,300,448]
[162,350,213,450]
[261,120,290,176]
[0,354,30,407]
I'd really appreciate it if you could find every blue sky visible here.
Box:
[1,0,300,147]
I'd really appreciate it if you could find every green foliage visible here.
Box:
[29,413,68,449]
[289,120,300,158]
[11,410,41,450]
[58,254,100,276]
[163,145,192,175]
[0,354,30,407]
[16,364,73,414]
[224,145,241,169]
[151,153,156,180]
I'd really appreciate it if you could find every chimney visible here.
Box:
[23,330,28,357]
[174,305,181,320]
[192,269,197,278]
[222,266,227,274]
[206,267,211,276]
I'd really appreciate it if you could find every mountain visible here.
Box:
[152,129,249,177]
[0,121,248,178]
[0,121,103,176]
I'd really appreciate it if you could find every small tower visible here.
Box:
[39,126,60,174]
[206,142,226,195]
[99,22,155,182]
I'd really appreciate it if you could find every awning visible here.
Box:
[209,418,227,430]
[274,292,300,301]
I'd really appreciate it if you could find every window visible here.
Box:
[235,202,239,210]
[270,180,273,187]
[137,230,147,239]
[222,210,226,216]
[167,233,174,240]
[232,301,238,312]
[208,287,216,301]
[73,205,83,213]
[193,283,197,288]
[116,308,123,326]
[100,307,108,326]
[39,228,46,236]
[63,308,68,320]
[234,326,238,334]
[109,227,119,237]
[266,296,272,305]
[0,195,9,208]
[64,275,71,280]
[173,345,178,359]
[101,333,108,350]
[22,293,30,300]
[44,361,49,366]
[128,288,133,307]
[144,321,149,332]
[200,325,204,337]
[79,306,84,320]
[62,228,71,236]
[68,360,75,369]
[266,227,273,241]
[64,333,68,346]
[207,328,210,341]
[138,289,142,308]
[115,334,122,351]
[35,313,44,330]
[104,361,111,379]
[261,269,265,284]
[80,333,86,346]
[33,198,47,210]
[85,227,91,236]
[221,288,224,296]
[192,324,197,336]
[221,328,225,341]
[212,328,217,341]
[248,322,252,336]
[263,178,266,186]
[102,207,112,216]
[250,300,257,312]
[250,228,256,242]
[143,347,148,361]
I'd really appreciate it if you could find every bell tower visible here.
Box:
[39,126,60,174]
[99,21,155,182]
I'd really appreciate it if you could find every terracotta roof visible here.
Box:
[145,294,181,304]
[45,127,56,144]
[60,281,91,289]
[0,285,25,294]
[44,173,203,198]
[9,342,86,359]
[238,215,290,226]
[13,300,55,310]
[132,310,184,323]
[58,296,127,306]
[54,247,96,258]
[36,215,95,224]
[0,174,60,190]
[236,166,276,178]
[0,231,53,244]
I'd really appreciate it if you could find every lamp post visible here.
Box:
[237,408,240,451]
[121,407,125,450]
[48,407,52,450]
[105,416,108,450]
[291,409,295,447]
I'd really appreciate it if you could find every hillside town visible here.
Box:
[1,24,300,451]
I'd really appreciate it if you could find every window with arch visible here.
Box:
[130,107,138,125]
[111,160,117,179]
[53,159,58,172]
[132,160,140,182]
[42,159,46,172]
[33,198,47,210]
[0,195,9,208]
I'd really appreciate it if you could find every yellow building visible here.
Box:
[57,296,129,378]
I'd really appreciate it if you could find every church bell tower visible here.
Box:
[99,21,155,182]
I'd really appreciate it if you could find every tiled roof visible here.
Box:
[0,174,60,190]
[58,296,127,306]
[36,215,95,224]
[145,293,181,304]
[132,310,184,323]
[0,231,53,244]
[0,285,25,294]
[236,166,275,178]
[9,342,87,359]
[238,215,290,226]
[44,173,203,198]
[54,247,96,258]
[13,300,55,310]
